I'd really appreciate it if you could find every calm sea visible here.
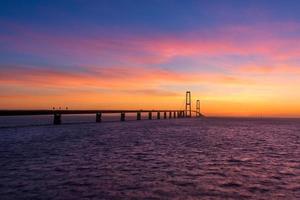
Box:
[0,117,299,199]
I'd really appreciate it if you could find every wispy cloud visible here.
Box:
[237,63,300,75]
[0,64,254,90]
[3,22,300,66]
[1,21,300,114]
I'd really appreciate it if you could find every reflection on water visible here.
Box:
[0,118,299,199]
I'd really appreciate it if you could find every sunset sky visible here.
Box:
[1,0,300,117]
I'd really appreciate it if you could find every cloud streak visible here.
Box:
[0,64,254,90]
[1,20,300,115]
[3,22,300,66]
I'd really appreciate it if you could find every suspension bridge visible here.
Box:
[0,91,204,125]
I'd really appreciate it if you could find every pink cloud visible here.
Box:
[3,22,300,66]
[239,64,300,74]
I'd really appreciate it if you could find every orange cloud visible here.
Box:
[1,23,300,115]
[0,64,254,90]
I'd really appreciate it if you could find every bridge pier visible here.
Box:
[137,112,141,120]
[120,112,125,121]
[173,111,176,118]
[53,113,61,125]
[164,112,167,119]
[169,112,172,119]
[157,112,160,119]
[148,112,152,120]
[196,99,201,117]
[96,112,102,122]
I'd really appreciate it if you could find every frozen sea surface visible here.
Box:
[0,118,299,199]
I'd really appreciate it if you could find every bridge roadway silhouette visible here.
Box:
[0,91,203,125]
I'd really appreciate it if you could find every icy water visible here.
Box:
[0,118,299,199]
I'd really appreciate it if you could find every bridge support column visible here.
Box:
[169,112,172,119]
[96,112,102,122]
[121,112,125,121]
[164,112,167,119]
[173,112,176,118]
[53,113,61,125]
[186,91,192,118]
[157,112,160,119]
[196,100,200,117]
[137,112,141,120]
[148,112,152,120]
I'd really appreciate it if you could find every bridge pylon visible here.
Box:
[196,100,200,117]
[185,91,192,117]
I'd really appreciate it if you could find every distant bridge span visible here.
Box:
[0,91,203,124]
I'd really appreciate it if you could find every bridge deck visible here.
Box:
[0,109,203,125]
[0,109,187,116]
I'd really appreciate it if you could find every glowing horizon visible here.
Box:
[1,1,300,117]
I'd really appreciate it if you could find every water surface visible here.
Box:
[0,118,299,199]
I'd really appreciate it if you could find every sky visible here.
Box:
[1,0,300,117]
